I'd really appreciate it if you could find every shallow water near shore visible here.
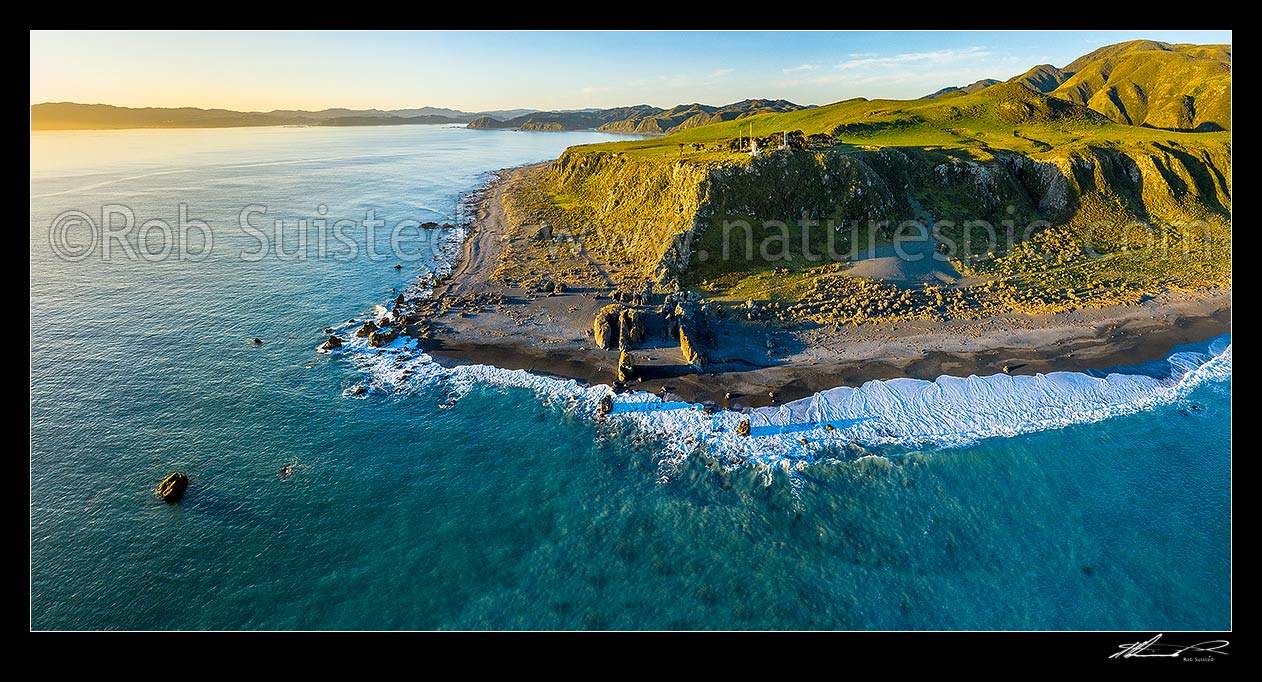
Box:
[31,125,1230,630]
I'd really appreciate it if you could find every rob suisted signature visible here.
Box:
[1111,634,1229,660]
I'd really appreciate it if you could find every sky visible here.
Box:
[30,30,1231,112]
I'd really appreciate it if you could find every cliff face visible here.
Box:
[544,141,1231,287]
[546,149,716,283]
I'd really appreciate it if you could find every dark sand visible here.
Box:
[417,165,1232,409]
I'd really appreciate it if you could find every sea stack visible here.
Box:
[156,473,189,504]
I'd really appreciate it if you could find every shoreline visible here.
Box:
[411,165,1232,409]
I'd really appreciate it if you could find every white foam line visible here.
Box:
[330,315,1230,474]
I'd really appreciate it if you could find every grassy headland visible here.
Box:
[527,82,1230,326]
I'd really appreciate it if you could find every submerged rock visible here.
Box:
[156,473,189,503]
[250,338,263,345]
[319,335,343,351]
[598,393,613,417]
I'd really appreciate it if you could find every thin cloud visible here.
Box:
[709,68,735,78]
[782,64,819,74]
[580,84,614,95]
[835,46,992,70]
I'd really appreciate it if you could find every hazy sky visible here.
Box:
[30,30,1231,112]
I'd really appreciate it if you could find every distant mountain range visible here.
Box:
[29,103,541,130]
[468,99,810,133]
[923,40,1231,131]
[32,99,812,134]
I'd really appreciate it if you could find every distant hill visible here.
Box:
[1003,41,1231,131]
[597,99,808,133]
[920,41,1230,131]
[29,102,539,131]
[468,105,666,131]
[470,99,810,133]
[1047,40,1230,131]
[1007,64,1071,93]
[921,79,1001,99]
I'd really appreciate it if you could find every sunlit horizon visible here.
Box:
[31,29,1230,112]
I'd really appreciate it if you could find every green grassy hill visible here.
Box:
[531,74,1230,322]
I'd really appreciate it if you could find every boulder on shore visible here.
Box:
[616,350,638,382]
[156,473,189,503]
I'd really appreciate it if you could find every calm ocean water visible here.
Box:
[30,125,1230,630]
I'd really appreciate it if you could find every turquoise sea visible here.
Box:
[30,125,1230,630]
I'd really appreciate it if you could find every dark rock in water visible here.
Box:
[421,221,440,229]
[823,423,836,432]
[351,385,368,395]
[156,473,189,503]
[368,328,398,348]
[319,335,343,351]
[395,293,405,306]
[598,393,613,417]
[355,320,378,338]
[324,328,333,335]
[394,264,403,270]
[616,350,638,382]
[1081,566,1095,576]
[250,338,264,345]
[736,419,751,437]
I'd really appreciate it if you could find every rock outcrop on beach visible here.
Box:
[674,301,708,368]
[156,473,189,503]
[617,308,645,349]
[593,304,620,350]
[593,304,648,351]
[616,350,638,382]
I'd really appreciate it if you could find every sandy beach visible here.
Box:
[413,164,1232,409]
